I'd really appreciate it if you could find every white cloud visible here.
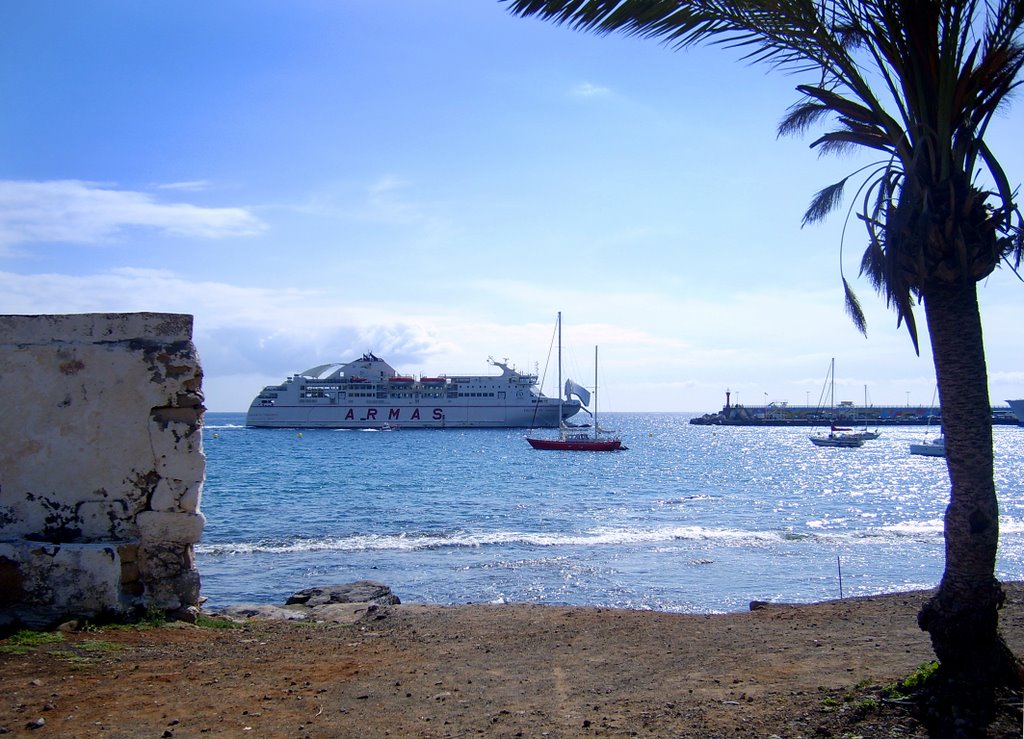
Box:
[571,82,611,97]
[0,266,1018,413]
[154,180,212,192]
[0,179,266,249]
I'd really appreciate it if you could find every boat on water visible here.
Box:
[851,385,881,440]
[246,353,581,429]
[808,359,865,449]
[910,433,946,457]
[908,388,945,456]
[526,313,624,452]
[1007,399,1024,425]
[810,425,865,448]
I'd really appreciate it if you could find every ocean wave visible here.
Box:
[195,524,787,556]
[880,518,945,536]
[195,516,1024,557]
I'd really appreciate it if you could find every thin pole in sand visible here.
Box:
[837,555,844,599]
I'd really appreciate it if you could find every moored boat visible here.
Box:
[909,434,946,457]
[807,360,864,449]
[526,313,625,452]
[246,353,580,429]
[809,426,865,448]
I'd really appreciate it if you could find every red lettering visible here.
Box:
[365,409,378,420]
[345,409,354,420]
[432,409,444,421]
[411,408,421,420]
[388,408,401,420]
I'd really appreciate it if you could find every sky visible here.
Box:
[1,1,1021,413]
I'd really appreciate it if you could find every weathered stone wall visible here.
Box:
[0,313,205,629]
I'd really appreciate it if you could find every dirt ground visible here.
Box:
[2,585,1022,738]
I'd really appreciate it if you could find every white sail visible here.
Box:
[565,378,591,406]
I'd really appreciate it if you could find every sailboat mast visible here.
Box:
[594,345,598,437]
[557,312,563,429]
[830,358,835,419]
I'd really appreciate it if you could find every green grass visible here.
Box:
[195,614,242,629]
[854,697,880,711]
[881,661,939,701]
[0,630,64,654]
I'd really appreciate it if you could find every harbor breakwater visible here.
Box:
[689,402,1020,426]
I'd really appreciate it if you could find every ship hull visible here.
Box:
[247,401,571,429]
[526,437,623,451]
[245,354,579,429]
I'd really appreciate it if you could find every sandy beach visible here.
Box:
[2,584,1023,737]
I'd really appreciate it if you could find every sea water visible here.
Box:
[197,412,1024,613]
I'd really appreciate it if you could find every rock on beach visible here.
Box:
[214,580,400,624]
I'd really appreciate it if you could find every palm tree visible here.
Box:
[505,0,1023,729]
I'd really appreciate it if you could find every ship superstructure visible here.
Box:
[246,353,581,429]
[1007,399,1024,426]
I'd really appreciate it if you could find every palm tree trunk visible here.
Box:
[917,279,1020,729]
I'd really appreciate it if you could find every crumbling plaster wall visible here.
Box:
[0,313,205,629]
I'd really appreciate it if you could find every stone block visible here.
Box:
[0,540,126,628]
[137,511,206,544]
[149,416,205,482]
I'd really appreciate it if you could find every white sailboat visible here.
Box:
[910,390,945,457]
[809,359,864,448]
[849,385,881,441]
[909,432,946,457]
[526,313,624,452]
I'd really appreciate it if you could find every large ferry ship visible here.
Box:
[245,353,581,429]
[1007,399,1024,425]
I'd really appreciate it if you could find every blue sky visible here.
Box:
[2,1,1021,412]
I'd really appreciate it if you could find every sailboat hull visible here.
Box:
[526,437,623,451]
[808,434,864,448]
[909,436,946,457]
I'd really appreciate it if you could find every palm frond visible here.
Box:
[803,179,849,226]
[795,85,882,127]
[842,277,868,336]
[811,129,892,156]
[859,229,886,292]
[896,292,922,356]
[503,0,838,70]
[777,100,831,138]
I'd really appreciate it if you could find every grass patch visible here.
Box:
[881,661,939,701]
[854,697,880,711]
[195,615,242,629]
[50,640,124,667]
[141,606,168,627]
[0,630,64,654]
[54,651,100,666]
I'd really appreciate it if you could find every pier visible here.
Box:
[689,400,1020,427]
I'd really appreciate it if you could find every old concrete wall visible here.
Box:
[0,313,205,629]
